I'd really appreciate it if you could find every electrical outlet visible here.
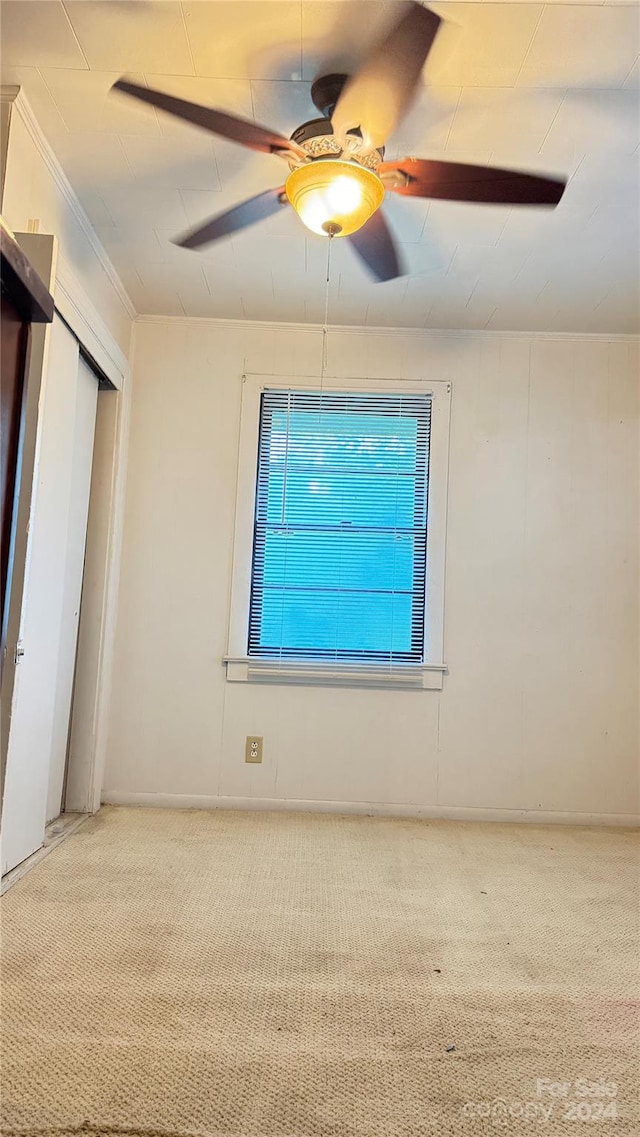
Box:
[245,736,263,763]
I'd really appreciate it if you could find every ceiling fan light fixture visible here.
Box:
[285,160,384,237]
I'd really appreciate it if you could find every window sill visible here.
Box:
[224,658,446,690]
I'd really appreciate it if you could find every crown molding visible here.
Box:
[135,313,639,343]
[3,86,136,323]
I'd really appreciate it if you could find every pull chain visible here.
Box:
[321,232,333,386]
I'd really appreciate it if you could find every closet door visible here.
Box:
[1,318,98,874]
[46,355,98,824]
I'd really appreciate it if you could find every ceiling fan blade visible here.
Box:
[113,80,305,158]
[379,158,566,205]
[173,186,288,250]
[331,3,441,151]
[348,211,404,282]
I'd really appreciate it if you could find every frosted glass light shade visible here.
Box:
[285,160,385,237]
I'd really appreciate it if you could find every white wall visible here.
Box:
[103,319,639,823]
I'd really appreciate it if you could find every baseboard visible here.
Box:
[100,791,639,827]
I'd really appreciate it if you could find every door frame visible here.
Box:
[56,265,132,815]
[0,232,132,836]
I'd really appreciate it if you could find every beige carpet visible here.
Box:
[1,807,638,1136]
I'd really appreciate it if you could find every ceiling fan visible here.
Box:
[113,1,566,282]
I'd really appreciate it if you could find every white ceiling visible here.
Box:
[2,0,639,332]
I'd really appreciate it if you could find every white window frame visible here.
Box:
[225,373,451,690]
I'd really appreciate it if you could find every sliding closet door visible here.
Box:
[1,317,98,874]
[46,355,98,823]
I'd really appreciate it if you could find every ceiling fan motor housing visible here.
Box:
[289,74,384,171]
[288,117,383,170]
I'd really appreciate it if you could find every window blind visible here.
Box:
[248,389,432,664]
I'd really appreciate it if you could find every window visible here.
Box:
[226,375,450,689]
[249,390,430,663]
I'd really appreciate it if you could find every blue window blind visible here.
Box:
[248,390,432,663]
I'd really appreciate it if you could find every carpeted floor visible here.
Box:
[1,806,638,1136]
